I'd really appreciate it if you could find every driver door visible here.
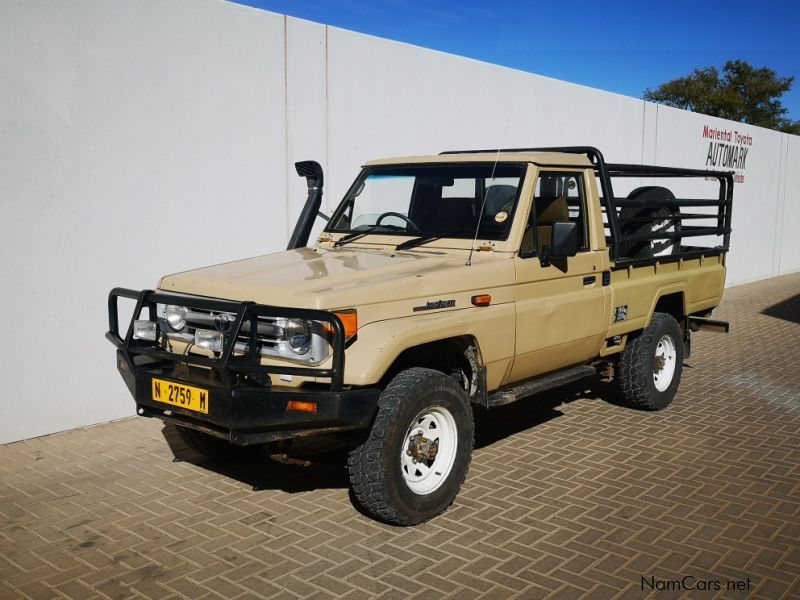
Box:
[510,168,608,381]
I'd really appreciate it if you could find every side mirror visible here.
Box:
[550,221,579,257]
[540,221,578,266]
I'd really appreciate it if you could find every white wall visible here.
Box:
[779,136,800,273]
[1,0,797,444]
[653,106,787,284]
[0,0,287,444]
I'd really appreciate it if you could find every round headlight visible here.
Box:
[285,318,311,354]
[165,305,188,331]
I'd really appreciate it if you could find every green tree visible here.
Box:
[644,60,800,134]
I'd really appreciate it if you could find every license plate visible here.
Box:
[151,379,209,414]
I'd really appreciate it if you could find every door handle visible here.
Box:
[583,276,596,285]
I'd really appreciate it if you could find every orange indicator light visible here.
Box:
[287,400,318,414]
[324,309,359,340]
[334,310,358,339]
[471,294,492,307]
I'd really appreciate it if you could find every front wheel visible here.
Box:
[614,312,684,411]
[347,368,474,525]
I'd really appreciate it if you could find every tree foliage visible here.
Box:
[644,60,800,134]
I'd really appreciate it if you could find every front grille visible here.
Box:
[108,287,345,390]
[154,303,331,366]
[235,316,283,354]
[157,308,281,357]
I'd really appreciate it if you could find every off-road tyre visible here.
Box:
[175,425,245,460]
[615,312,684,411]
[347,367,474,526]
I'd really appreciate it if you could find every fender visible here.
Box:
[646,284,687,325]
[344,304,516,389]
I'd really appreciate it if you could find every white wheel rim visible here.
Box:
[653,334,677,392]
[400,406,458,495]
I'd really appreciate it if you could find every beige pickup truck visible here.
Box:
[107,146,733,525]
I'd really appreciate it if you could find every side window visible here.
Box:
[520,171,589,257]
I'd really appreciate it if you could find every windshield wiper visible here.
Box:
[395,229,473,251]
[333,225,402,247]
[395,234,442,251]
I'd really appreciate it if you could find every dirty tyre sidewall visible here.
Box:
[616,312,684,411]
[348,368,474,526]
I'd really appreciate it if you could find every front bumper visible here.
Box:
[108,288,380,445]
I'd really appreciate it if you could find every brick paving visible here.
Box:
[2,273,800,600]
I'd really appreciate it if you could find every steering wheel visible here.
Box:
[375,211,420,232]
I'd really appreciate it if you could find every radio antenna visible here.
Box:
[466,147,502,266]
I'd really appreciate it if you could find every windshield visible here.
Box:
[327,163,527,241]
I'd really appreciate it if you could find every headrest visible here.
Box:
[537,196,569,225]
[539,176,559,197]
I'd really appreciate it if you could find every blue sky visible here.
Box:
[231,0,800,122]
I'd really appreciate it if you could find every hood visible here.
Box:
[159,246,512,313]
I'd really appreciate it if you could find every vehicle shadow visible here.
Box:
[160,376,623,494]
[473,376,633,448]
[474,382,582,449]
[761,293,800,325]
[161,424,353,493]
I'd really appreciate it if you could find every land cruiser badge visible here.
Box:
[413,299,456,312]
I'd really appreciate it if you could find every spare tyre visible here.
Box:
[619,186,681,259]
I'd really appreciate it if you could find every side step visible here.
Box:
[487,365,597,408]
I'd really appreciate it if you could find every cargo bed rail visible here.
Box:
[440,146,734,267]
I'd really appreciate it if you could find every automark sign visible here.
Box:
[703,125,752,183]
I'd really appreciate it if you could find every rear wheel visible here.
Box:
[614,312,684,411]
[347,368,474,525]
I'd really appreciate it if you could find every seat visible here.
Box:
[409,184,442,232]
[480,184,517,234]
[483,185,517,217]
[535,196,569,254]
[438,197,476,231]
